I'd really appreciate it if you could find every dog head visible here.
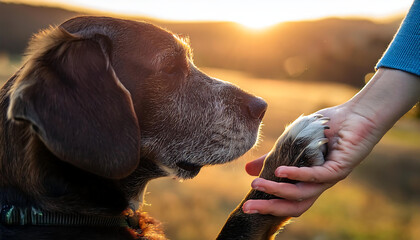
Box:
[6,16,267,185]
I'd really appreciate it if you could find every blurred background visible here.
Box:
[0,0,419,239]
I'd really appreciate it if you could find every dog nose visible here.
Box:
[246,97,267,121]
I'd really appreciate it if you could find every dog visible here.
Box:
[0,16,328,240]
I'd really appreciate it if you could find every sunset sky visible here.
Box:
[0,0,415,29]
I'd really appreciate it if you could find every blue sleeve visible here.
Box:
[376,0,420,76]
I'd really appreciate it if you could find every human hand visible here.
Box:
[242,69,420,217]
[242,103,382,216]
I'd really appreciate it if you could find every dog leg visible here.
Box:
[217,114,329,240]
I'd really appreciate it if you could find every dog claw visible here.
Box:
[260,114,330,179]
[318,138,329,146]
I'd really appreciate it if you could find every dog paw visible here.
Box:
[259,114,329,180]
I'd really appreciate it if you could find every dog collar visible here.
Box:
[0,205,138,228]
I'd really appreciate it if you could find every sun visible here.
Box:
[237,19,278,30]
[233,15,283,30]
[231,11,304,30]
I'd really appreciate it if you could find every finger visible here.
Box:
[245,154,267,176]
[251,178,331,201]
[274,163,348,184]
[242,197,318,217]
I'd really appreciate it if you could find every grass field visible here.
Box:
[1,60,419,240]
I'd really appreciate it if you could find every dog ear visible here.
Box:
[7,27,140,179]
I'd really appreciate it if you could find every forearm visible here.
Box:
[348,68,420,135]
[363,0,420,132]
[376,0,420,76]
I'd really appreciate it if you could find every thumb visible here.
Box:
[245,154,267,176]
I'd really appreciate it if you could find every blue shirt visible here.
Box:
[376,0,420,76]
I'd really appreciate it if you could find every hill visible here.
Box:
[0,2,402,87]
[0,2,80,53]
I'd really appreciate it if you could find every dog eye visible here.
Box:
[162,56,189,76]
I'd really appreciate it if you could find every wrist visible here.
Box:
[348,68,420,133]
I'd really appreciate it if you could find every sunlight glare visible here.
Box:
[235,17,279,30]
[1,0,414,27]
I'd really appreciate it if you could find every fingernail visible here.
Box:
[254,186,266,192]
[251,179,266,192]
[275,170,287,178]
[243,206,259,214]
[277,173,288,178]
[251,178,259,187]
[244,209,259,214]
[243,202,259,214]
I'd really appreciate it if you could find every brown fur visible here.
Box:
[0,16,327,240]
[0,16,267,239]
